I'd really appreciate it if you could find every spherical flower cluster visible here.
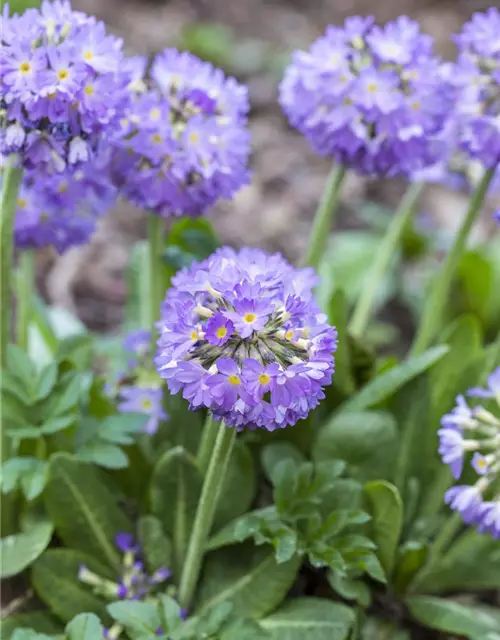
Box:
[13,151,116,253]
[1,0,129,171]
[447,9,500,169]
[110,49,251,217]
[78,532,171,602]
[155,247,337,431]
[279,16,452,177]
[109,329,168,435]
[438,368,500,538]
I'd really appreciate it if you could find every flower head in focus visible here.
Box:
[1,0,129,171]
[155,247,337,431]
[110,49,251,217]
[438,368,500,538]
[13,151,116,253]
[279,15,453,177]
[446,9,500,169]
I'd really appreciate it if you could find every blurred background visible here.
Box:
[8,0,500,339]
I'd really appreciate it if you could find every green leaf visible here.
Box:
[45,454,132,570]
[327,290,355,395]
[406,596,500,638]
[150,446,202,575]
[158,594,184,632]
[261,443,306,484]
[99,413,148,443]
[137,515,173,573]
[360,618,410,640]
[7,344,36,387]
[11,630,54,640]
[76,442,129,469]
[416,531,500,592]
[41,415,76,435]
[215,442,257,530]
[364,481,403,577]
[259,597,355,640]
[32,549,112,624]
[1,518,53,578]
[66,613,104,640]
[393,541,428,593]
[1,612,62,638]
[328,571,371,607]
[313,412,398,481]
[107,601,160,635]
[35,363,58,400]
[339,346,449,413]
[1,457,48,500]
[196,543,301,619]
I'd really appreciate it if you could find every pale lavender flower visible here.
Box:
[110,49,250,217]
[118,386,167,435]
[279,15,452,177]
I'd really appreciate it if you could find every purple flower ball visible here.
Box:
[0,1,130,171]
[446,9,500,169]
[438,373,500,539]
[279,16,453,177]
[155,247,337,431]
[110,49,251,217]
[13,151,116,253]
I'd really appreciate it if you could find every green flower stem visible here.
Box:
[17,250,35,352]
[196,413,219,475]
[148,215,165,341]
[1,159,23,368]
[300,164,347,270]
[411,169,495,356]
[350,182,423,338]
[178,421,236,609]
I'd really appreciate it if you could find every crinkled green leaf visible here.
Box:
[137,515,173,573]
[259,597,355,640]
[313,412,398,481]
[406,596,500,638]
[196,543,301,619]
[32,549,112,625]
[45,454,132,570]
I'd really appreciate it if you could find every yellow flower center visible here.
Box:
[228,374,241,386]
[411,101,420,111]
[285,330,294,341]
[57,69,69,81]
[84,84,94,96]
[367,83,378,93]
[17,198,27,208]
[57,183,68,193]
[20,61,31,74]
[150,108,161,121]
[141,398,153,411]
[243,313,256,324]
[191,330,198,341]
[152,133,163,144]
[477,458,488,471]
[83,51,94,61]
[216,327,227,339]
[258,373,271,385]
[188,131,200,145]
